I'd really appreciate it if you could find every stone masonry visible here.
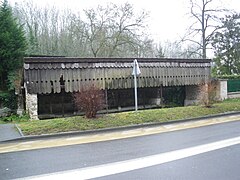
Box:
[25,93,38,120]
[184,85,200,106]
[214,79,228,101]
[219,80,228,100]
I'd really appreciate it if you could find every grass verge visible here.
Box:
[17,98,240,136]
[0,114,30,124]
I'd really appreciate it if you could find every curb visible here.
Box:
[14,124,24,137]
[3,111,240,143]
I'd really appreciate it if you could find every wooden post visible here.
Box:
[50,96,53,114]
[105,89,108,114]
[61,91,65,117]
[160,85,163,99]
[160,85,163,107]
[143,88,146,108]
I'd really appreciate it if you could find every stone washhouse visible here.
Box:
[23,57,212,120]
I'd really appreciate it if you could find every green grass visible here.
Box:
[16,98,240,136]
[0,114,30,124]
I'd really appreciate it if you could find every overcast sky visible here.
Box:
[8,0,240,43]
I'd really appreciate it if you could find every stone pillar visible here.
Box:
[215,79,228,101]
[25,93,39,120]
[219,80,228,100]
[184,85,200,106]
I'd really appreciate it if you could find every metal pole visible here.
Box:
[134,63,138,111]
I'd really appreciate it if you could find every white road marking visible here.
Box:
[19,136,240,180]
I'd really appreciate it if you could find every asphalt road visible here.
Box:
[1,120,240,180]
[0,124,21,141]
[97,144,240,180]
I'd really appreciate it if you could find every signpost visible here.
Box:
[132,59,141,111]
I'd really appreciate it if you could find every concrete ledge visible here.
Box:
[228,92,240,99]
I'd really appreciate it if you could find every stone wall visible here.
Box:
[25,93,38,120]
[215,79,240,100]
[185,80,228,106]
[184,85,200,106]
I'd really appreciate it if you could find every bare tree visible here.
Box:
[154,43,165,58]
[183,0,229,58]
[84,6,110,57]
[14,1,88,56]
[13,1,154,58]
[155,40,201,58]
[107,3,148,57]
[84,3,149,57]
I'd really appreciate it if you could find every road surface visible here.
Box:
[0,119,240,179]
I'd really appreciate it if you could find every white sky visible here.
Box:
[9,0,240,43]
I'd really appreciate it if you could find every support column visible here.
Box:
[105,89,108,114]
[184,85,200,106]
[214,79,228,101]
[219,79,228,100]
[25,93,39,120]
